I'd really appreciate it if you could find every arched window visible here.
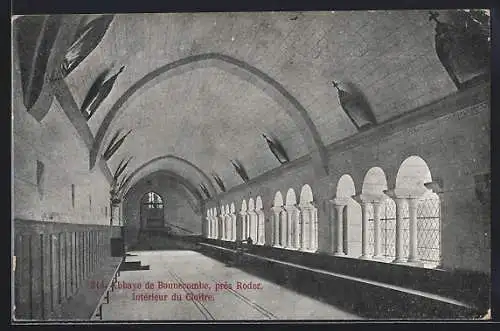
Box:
[285,188,300,250]
[255,196,265,245]
[361,167,391,260]
[394,155,441,268]
[230,203,237,241]
[272,191,285,247]
[141,192,164,228]
[240,200,248,239]
[248,198,257,241]
[224,204,231,241]
[299,184,318,252]
[145,192,163,208]
[334,175,361,257]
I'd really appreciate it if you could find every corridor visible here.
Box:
[12,9,491,322]
[95,250,361,320]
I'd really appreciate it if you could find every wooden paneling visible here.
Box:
[13,219,121,320]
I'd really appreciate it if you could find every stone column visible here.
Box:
[256,210,265,244]
[284,206,297,249]
[238,211,246,241]
[271,207,282,246]
[280,209,287,247]
[407,198,422,265]
[384,189,406,263]
[231,214,237,241]
[353,195,371,259]
[111,204,120,226]
[218,212,225,240]
[214,211,219,240]
[312,202,318,251]
[209,215,213,238]
[330,198,347,256]
[225,213,230,241]
[425,180,444,268]
[298,203,311,251]
[372,201,383,259]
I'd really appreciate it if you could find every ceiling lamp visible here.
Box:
[332,81,377,131]
[429,10,490,89]
[262,134,290,165]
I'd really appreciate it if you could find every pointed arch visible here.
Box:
[336,174,356,198]
[298,184,318,251]
[362,167,388,197]
[121,154,216,197]
[285,188,297,206]
[90,53,328,176]
[395,156,433,196]
[273,191,284,207]
[256,196,263,210]
[248,198,255,211]
[299,184,314,204]
[395,155,441,266]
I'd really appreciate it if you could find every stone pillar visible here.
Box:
[372,201,383,259]
[394,198,407,263]
[284,206,297,249]
[425,180,444,268]
[330,198,347,256]
[407,198,422,265]
[298,204,312,251]
[225,214,230,241]
[218,212,225,240]
[353,195,371,259]
[256,210,265,244]
[384,189,406,263]
[208,214,212,238]
[213,211,219,239]
[271,207,282,246]
[312,202,318,251]
[231,214,237,241]
[280,209,287,247]
[111,203,120,227]
[237,211,246,241]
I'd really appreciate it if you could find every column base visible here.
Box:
[371,255,386,261]
[334,252,346,257]
[406,259,425,267]
[359,254,373,260]
[392,258,407,264]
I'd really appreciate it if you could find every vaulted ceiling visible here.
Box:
[56,10,464,196]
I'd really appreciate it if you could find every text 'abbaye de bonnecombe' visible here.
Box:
[90,280,264,302]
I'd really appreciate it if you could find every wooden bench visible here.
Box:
[91,257,124,320]
[58,256,123,320]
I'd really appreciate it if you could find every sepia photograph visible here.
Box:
[11,9,491,322]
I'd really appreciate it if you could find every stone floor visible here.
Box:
[94,250,362,321]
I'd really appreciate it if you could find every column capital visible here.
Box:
[424,178,444,194]
[239,210,247,216]
[283,204,298,211]
[298,202,315,210]
[351,194,375,205]
[329,197,348,206]
[271,206,283,213]
[383,189,414,200]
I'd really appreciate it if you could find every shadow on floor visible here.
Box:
[197,246,482,320]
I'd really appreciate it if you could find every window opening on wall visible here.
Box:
[71,184,75,208]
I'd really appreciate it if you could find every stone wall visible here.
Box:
[205,82,490,273]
